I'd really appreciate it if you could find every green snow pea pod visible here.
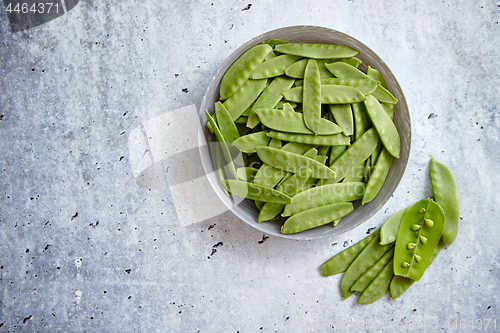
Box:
[251,54,302,79]
[236,167,258,182]
[303,59,322,134]
[352,102,371,141]
[364,95,401,158]
[225,179,292,204]
[317,145,330,156]
[330,128,379,182]
[364,157,372,182]
[281,202,354,234]
[282,182,365,217]
[320,78,379,95]
[263,39,289,48]
[223,78,268,120]
[255,146,336,179]
[314,155,328,165]
[281,142,314,154]
[325,62,376,81]
[267,131,350,146]
[372,85,398,104]
[246,76,295,128]
[268,138,282,148]
[351,247,395,293]
[393,198,445,281]
[430,158,459,248]
[381,103,395,120]
[275,43,358,59]
[329,145,347,165]
[215,142,230,197]
[220,44,272,100]
[232,131,271,154]
[366,66,386,87]
[329,104,354,136]
[285,58,361,79]
[341,230,391,299]
[258,168,312,222]
[215,102,240,143]
[380,208,407,246]
[340,159,365,183]
[234,116,248,125]
[362,148,394,204]
[205,110,238,178]
[255,109,342,135]
[357,258,394,304]
[283,85,366,104]
[276,101,297,110]
[390,240,443,299]
[321,229,380,276]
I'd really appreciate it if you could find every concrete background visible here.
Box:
[1,0,499,332]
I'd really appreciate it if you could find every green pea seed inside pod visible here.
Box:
[207,38,402,234]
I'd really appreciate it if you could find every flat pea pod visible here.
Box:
[232,131,271,154]
[390,240,443,299]
[340,160,365,183]
[325,62,376,81]
[380,208,407,246]
[341,230,390,299]
[321,229,380,276]
[329,104,353,136]
[251,54,302,79]
[351,247,394,293]
[393,198,445,281]
[352,102,371,141]
[381,103,395,120]
[215,142,230,197]
[220,44,272,100]
[246,76,296,128]
[205,110,238,178]
[255,109,341,135]
[225,179,292,204]
[255,146,336,179]
[223,78,268,120]
[362,148,394,204]
[357,258,394,304]
[268,138,282,148]
[372,85,398,104]
[320,78,379,95]
[275,43,358,59]
[329,145,347,165]
[282,182,365,217]
[258,168,312,222]
[263,39,289,48]
[330,128,379,182]
[303,59,322,134]
[236,167,258,182]
[366,66,386,88]
[285,58,361,79]
[234,116,248,125]
[364,95,401,158]
[267,131,351,146]
[281,142,314,154]
[283,85,366,104]
[214,102,240,143]
[281,202,354,234]
[430,158,459,248]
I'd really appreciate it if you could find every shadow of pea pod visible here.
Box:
[3,0,80,33]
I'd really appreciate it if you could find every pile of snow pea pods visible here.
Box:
[321,158,459,303]
[206,39,401,234]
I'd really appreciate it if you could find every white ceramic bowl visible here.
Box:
[198,26,411,240]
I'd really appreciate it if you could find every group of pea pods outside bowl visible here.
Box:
[206,40,402,234]
[205,40,460,302]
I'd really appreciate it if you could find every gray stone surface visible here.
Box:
[1,1,499,332]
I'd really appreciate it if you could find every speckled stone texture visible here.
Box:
[1,1,499,332]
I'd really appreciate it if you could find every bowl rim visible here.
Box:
[198,25,411,240]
